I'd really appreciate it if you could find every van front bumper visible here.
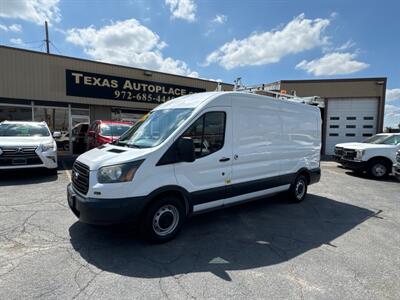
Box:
[67,183,147,225]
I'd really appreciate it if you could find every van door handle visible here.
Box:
[219,157,230,162]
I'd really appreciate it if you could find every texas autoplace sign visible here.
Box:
[65,69,206,104]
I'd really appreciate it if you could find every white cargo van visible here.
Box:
[67,92,321,242]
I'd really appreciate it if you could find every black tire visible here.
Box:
[140,195,185,243]
[367,159,390,179]
[288,174,308,203]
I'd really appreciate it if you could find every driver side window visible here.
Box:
[182,111,226,158]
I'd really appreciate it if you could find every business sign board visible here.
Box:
[66,69,206,104]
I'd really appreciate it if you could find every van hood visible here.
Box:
[76,144,155,170]
[335,142,395,150]
[0,136,53,147]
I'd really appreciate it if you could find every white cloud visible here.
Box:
[386,88,400,102]
[205,14,330,70]
[296,52,369,76]
[323,39,356,53]
[0,23,22,32]
[10,38,23,45]
[335,40,355,51]
[0,0,61,25]
[66,19,198,77]
[9,24,22,32]
[213,14,227,24]
[384,104,400,128]
[165,0,196,22]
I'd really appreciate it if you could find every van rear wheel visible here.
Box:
[140,195,185,243]
[289,175,308,203]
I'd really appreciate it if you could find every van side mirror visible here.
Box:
[177,137,195,162]
[53,131,62,138]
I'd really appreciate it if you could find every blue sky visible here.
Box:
[0,0,399,126]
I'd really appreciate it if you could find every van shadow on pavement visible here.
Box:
[69,194,377,281]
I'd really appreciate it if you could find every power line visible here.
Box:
[50,41,61,54]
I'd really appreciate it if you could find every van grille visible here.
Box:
[72,161,90,195]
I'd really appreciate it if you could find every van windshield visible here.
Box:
[117,108,193,148]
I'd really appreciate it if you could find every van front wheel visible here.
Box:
[289,175,308,203]
[140,196,185,243]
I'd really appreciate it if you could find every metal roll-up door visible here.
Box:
[325,98,378,155]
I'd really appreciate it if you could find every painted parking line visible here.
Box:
[62,160,72,182]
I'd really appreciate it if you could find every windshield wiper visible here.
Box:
[127,144,143,148]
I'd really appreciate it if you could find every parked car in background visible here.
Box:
[67,92,321,242]
[393,150,400,181]
[87,120,132,150]
[54,131,70,151]
[0,121,59,173]
[54,123,89,153]
[334,133,400,179]
[72,123,89,153]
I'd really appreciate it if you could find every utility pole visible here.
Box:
[45,21,50,54]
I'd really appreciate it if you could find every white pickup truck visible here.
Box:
[393,150,400,181]
[334,133,400,179]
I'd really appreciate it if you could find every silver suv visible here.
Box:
[0,121,59,172]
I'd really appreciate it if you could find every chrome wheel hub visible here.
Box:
[372,164,386,177]
[295,179,306,199]
[152,205,179,236]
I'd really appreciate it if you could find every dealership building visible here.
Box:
[0,46,386,155]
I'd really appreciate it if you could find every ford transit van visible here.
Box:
[67,92,321,242]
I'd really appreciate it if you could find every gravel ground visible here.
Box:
[0,161,399,299]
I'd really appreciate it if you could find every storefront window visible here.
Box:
[0,106,32,122]
[112,108,147,123]
[34,107,69,133]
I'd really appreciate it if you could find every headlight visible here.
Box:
[356,149,365,160]
[97,160,144,183]
[41,142,55,152]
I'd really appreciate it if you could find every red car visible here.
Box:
[87,120,132,150]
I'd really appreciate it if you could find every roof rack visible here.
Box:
[233,77,325,108]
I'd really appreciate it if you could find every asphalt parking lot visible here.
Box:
[0,160,399,299]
